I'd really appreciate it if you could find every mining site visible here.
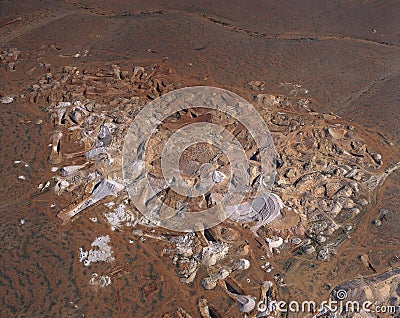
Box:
[0,1,399,318]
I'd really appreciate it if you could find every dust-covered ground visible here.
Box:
[0,1,399,317]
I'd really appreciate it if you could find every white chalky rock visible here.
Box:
[0,96,15,104]
[104,204,135,230]
[212,170,227,183]
[232,294,256,313]
[56,101,72,108]
[201,276,217,290]
[265,236,283,252]
[233,258,251,270]
[200,241,229,266]
[89,273,112,288]
[214,269,231,280]
[79,235,114,266]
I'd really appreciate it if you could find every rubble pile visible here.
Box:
[104,204,136,231]
[0,95,15,104]
[27,63,177,228]
[1,47,20,72]
[23,63,399,316]
[89,273,112,290]
[79,235,114,267]
[252,91,399,261]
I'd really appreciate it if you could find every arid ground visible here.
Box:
[0,1,399,317]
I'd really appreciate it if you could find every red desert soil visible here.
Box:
[0,1,399,317]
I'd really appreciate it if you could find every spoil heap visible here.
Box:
[23,63,399,317]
